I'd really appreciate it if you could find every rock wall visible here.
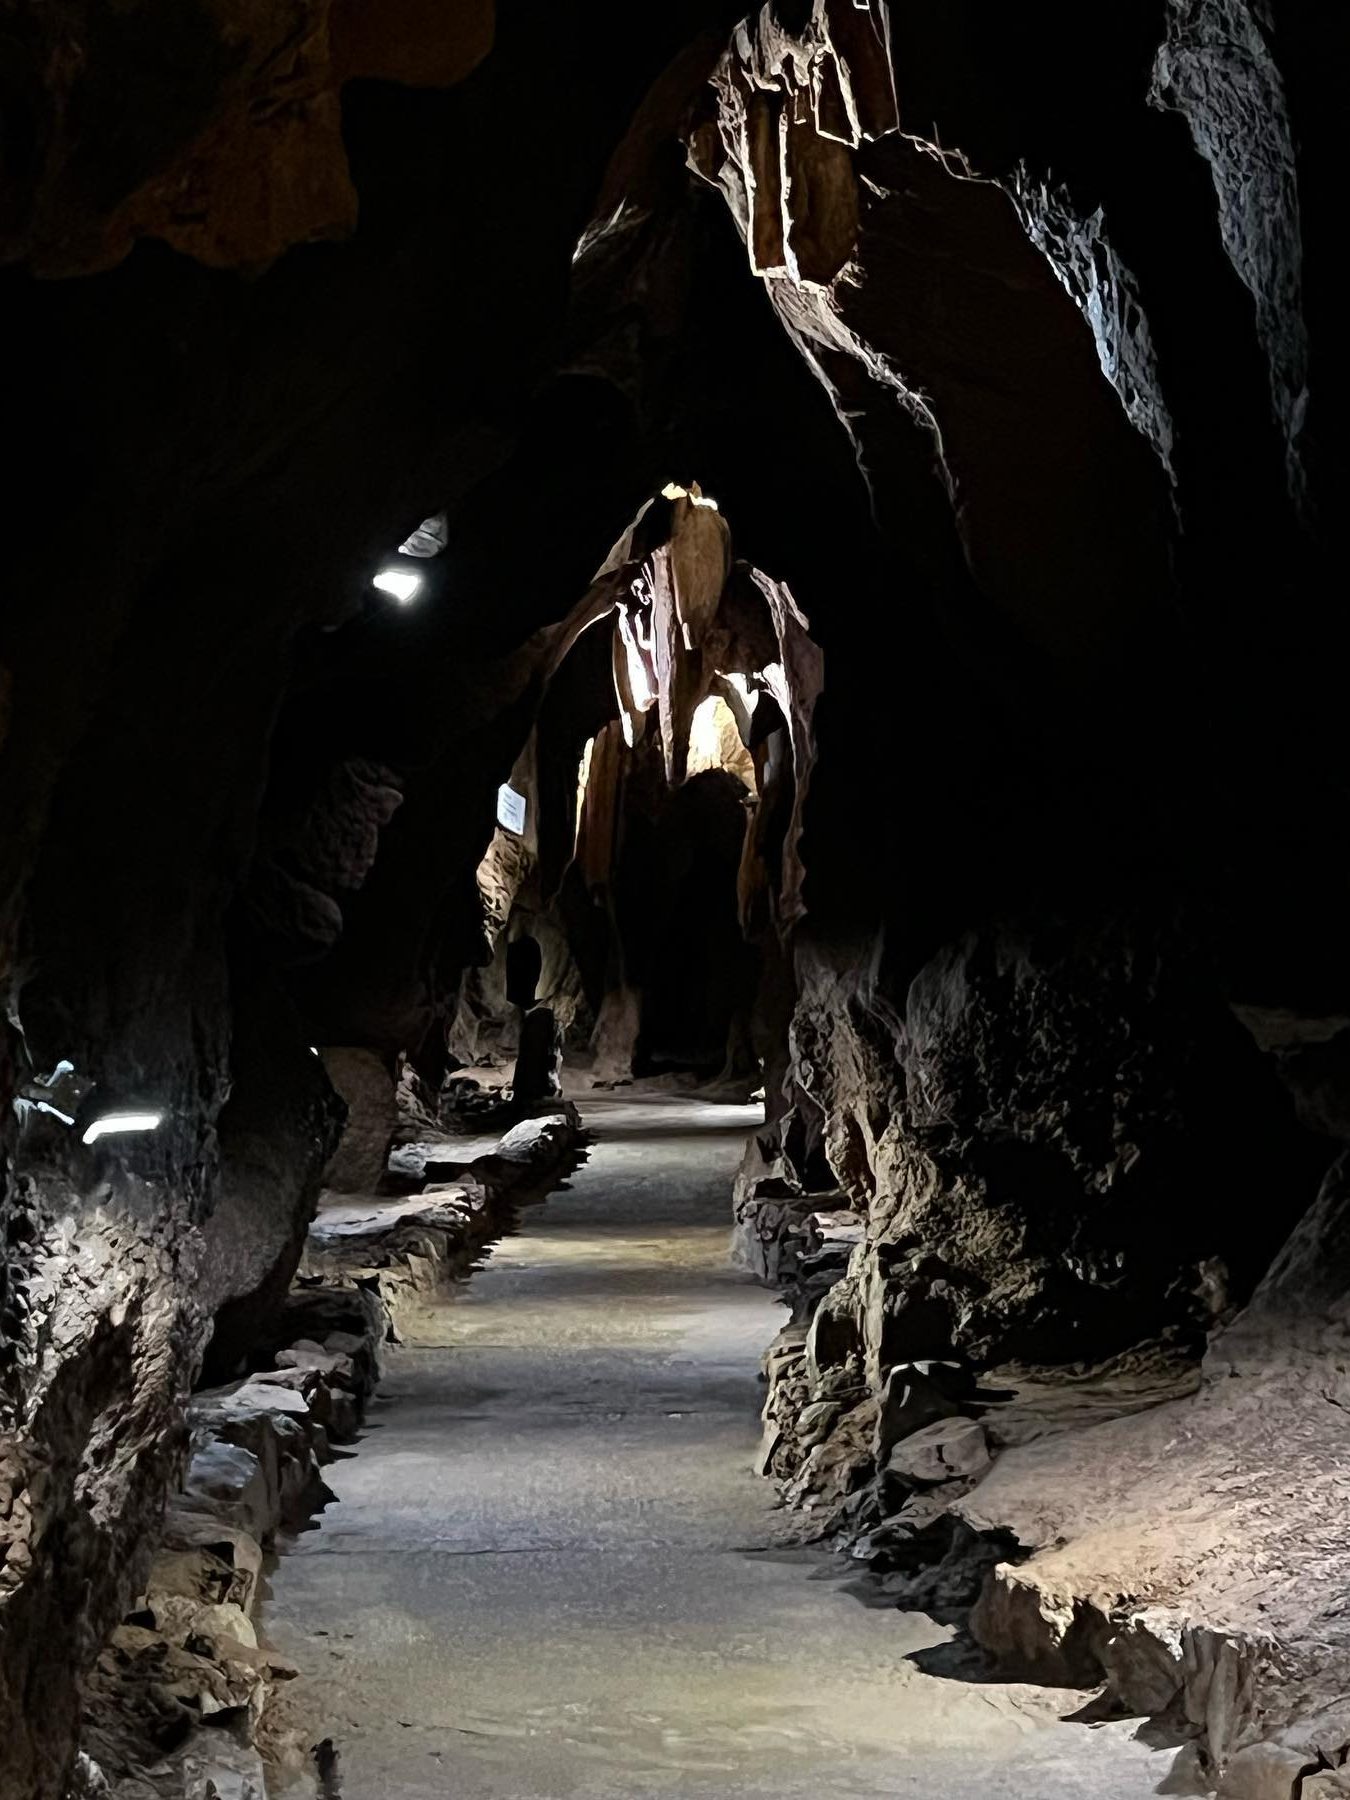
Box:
[1,7,771,1791]
[755,919,1316,1508]
[315,1049,397,1197]
[788,920,1309,1377]
[648,3,1343,1780]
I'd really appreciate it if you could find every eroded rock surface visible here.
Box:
[960,1154,1350,1781]
[77,1104,581,1794]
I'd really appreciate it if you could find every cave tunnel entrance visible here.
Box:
[421,480,820,1119]
[623,766,757,1080]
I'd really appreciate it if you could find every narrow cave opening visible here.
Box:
[1,6,1344,1800]
[623,766,756,1080]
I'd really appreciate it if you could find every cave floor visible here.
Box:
[263,1096,1170,1798]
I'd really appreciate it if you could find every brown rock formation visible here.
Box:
[0,0,495,274]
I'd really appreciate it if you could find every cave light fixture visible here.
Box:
[373,510,446,604]
[33,1098,76,1126]
[81,1111,163,1146]
[372,566,422,605]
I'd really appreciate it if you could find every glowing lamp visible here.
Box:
[82,1111,163,1146]
[373,568,422,604]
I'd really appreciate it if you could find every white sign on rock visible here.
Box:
[497,782,527,835]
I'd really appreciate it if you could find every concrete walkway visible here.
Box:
[264,1097,1170,1797]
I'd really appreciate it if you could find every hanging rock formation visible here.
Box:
[563,0,1343,1780]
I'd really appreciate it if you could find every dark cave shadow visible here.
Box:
[890,1589,1210,1795]
[313,1736,342,1797]
[741,1544,868,1581]
[1150,1743,1215,1796]
[904,1627,1026,1687]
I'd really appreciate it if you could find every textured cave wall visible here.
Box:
[634,0,1343,1349]
[554,3,1347,1769]
[566,738,762,1084]
[684,0,1344,977]
[602,0,1343,1772]
[614,759,758,1080]
[786,921,1315,1380]
[440,522,819,1095]
[0,0,496,275]
[0,6,781,1791]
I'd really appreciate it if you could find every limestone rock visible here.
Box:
[200,980,345,1383]
[494,1109,583,1171]
[1218,1742,1316,1799]
[884,1416,989,1486]
[319,1049,398,1194]
[182,1447,273,1546]
[1303,1774,1350,1799]
[177,1738,269,1800]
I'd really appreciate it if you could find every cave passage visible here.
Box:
[2,4,1342,1796]
[263,1096,1164,1799]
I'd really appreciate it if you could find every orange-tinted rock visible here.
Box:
[1,0,495,275]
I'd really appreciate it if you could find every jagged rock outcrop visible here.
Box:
[798,920,1307,1376]
[756,916,1302,1482]
[199,981,345,1384]
[77,1098,581,1794]
[962,1152,1350,1788]
[315,1049,396,1196]
[78,1276,380,1797]
[623,9,1342,1775]
[688,2,1179,688]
